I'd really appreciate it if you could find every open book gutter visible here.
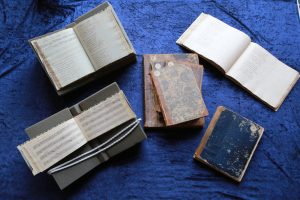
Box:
[48,118,141,175]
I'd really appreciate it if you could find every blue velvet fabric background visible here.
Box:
[0,0,299,199]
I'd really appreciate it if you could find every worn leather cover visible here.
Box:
[150,61,208,126]
[2,1,300,199]
[144,54,206,128]
[194,106,264,182]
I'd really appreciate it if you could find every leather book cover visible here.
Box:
[144,54,206,128]
[194,106,264,182]
[150,61,208,126]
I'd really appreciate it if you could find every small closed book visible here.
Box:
[30,2,136,95]
[177,13,299,111]
[194,106,264,182]
[17,82,147,189]
[144,54,207,128]
[150,61,208,126]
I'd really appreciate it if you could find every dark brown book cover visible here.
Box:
[194,106,264,182]
[143,54,206,128]
[150,61,208,126]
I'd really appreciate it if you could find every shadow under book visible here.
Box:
[29,2,136,95]
[17,83,147,190]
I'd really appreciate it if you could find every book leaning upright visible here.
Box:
[177,13,299,111]
[30,2,136,95]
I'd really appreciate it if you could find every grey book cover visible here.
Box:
[29,2,136,95]
[25,82,147,189]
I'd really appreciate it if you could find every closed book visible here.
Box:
[143,54,207,128]
[150,61,208,126]
[194,106,264,182]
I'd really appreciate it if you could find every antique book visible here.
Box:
[298,0,300,19]
[150,61,208,126]
[194,106,264,182]
[177,13,299,111]
[144,54,207,128]
[17,83,147,189]
[29,2,136,95]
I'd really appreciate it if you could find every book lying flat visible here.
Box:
[194,106,264,182]
[144,54,207,128]
[17,83,147,189]
[150,61,208,126]
[177,13,299,111]
[30,2,136,95]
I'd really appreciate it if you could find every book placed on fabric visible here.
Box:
[298,0,300,19]
[17,82,147,190]
[194,106,264,182]
[177,13,299,111]
[150,60,208,126]
[29,2,136,95]
[144,54,207,128]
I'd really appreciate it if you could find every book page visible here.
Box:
[31,28,94,90]
[17,119,87,175]
[74,8,131,71]
[18,91,136,175]
[227,43,299,109]
[177,13,251,73]
[75,91,136,141]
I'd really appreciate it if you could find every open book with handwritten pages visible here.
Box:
[177,13,299,111]
[29,2,136,95]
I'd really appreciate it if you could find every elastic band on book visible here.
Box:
[47,118,141,174]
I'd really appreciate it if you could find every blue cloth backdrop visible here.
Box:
[0,0,299,199]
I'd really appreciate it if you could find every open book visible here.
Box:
[18,91,136,176]
[17,83,146,189]
[30,2,136,95]
[177,13,299,111]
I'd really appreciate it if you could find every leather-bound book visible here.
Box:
[150,61,208,126]
[194,106,264,182]
[143,54,207,128]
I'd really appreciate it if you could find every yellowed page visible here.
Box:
[177,13,251,73]
[75,91,136,141]
[17,91,136,175]
[227,43,299,109]
[31,28,94,90]
[17,119,87,175]
[74,8,131,71]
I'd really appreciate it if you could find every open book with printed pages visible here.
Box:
[29,2,136,95]
[177,13,299,111]
[17,83,147,190]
